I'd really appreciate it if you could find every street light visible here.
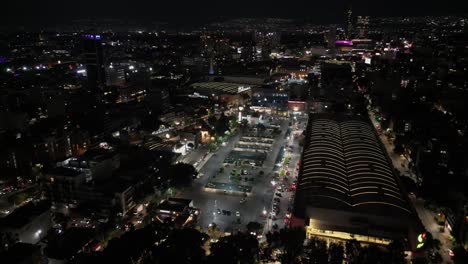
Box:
[238,106,244,122]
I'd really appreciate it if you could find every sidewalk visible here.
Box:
[368,110,418,183]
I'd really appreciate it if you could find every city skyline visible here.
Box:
[1,1,468,263]
[1,0,468,27]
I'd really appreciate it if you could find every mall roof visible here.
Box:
[296,114,411,217]
[190,82,255,95]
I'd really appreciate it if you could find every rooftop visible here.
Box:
[46,167,84,178]
[0,201,50,229]
[191,82,255,95]
[295,114,411,217]
[157,198,192,212]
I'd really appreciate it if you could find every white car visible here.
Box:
[236,211,241,217]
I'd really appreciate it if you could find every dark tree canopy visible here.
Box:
[169,162,197,187]
[208,232,259,264]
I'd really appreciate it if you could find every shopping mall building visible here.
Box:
[291,114,423,250]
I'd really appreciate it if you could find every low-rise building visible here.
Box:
[0,201,52,244]
[45,228,95,264]
[155,198,198,227]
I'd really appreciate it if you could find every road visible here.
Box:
[178,119,290,234]
[412,197,454,263]
[180,146,210,167]
[264,114,307,234]
[368,109,453,263]
[368,110,417,183]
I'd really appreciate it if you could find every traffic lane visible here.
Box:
[182,146,209,164]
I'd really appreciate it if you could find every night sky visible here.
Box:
[2,0,468,26]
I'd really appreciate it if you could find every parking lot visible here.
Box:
[178,118,293,233]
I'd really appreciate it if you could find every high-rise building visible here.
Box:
[254,31,280,61]
[106,64,126,87]
[326,27,336,49]
[356,16,370,39]
[345,5,354,39]
[83,34,106,91]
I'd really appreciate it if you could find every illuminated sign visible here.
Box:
[335,40,353,46]
[238,86,251,93]
[416,232,427,249]
[288,101,306,104]
[85,34,102,40]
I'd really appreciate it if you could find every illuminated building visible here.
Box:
[190,82,253,105]
[345,5,354,39]
[251,87,289,115]
[291,114,421,250]
[356,16,370,39]
[254,31,281,61]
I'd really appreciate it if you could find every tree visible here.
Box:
[387,240,406,264]
[207,223,223,241]
[356,245,386,264]
[241,119,249,127]
[197,107,209,117]
[215,113,230,135]
[246,222,263,233]
[156,228,208,264]
[208,115,217,126]
[345,240,362,264]
[305,237,328,264]
[169,163,197,187]
[241,93,251,102]
[432,251,443,264]
[279,228,306,263]
[101,225,160,264]
[265,231,281,248]
[453,246,468,264]
[329,242,344,264]
[208,232,259,264]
